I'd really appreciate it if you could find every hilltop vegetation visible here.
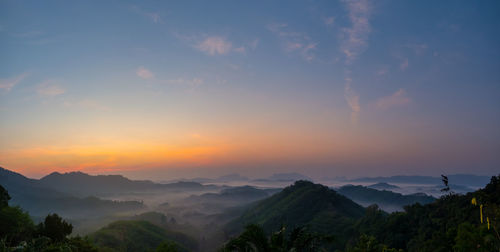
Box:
[90,220,197,252]
[226,180,366,249]
[349,175,500,251]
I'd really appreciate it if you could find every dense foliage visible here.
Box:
[90,220,197,252]
[0,185,191,252]
[348,175,500,251]
[221,224,334,252]
[0,184,99,251]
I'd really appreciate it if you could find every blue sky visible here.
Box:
[1,0,499,179]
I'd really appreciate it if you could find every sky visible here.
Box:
[1,0,499,180]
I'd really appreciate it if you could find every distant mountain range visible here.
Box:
[181,186,280,212]
[180,172,312,184]
[367,182,400,190]
[350,174,490,187]
[39,171,216,196]
[0,167,145,218]
[0,167,217,218]
[337,185,436,212]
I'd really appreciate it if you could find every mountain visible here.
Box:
[90,220,198,252]
[367,182,400,190]
[0,167,69,200]
[337,185,436,212]
[266,172,312,181]
[350,174,491,187]
[38,171,217,197]
[226,180,365,249]
[0,167,144,218]
[39,171,157,196]
[183,186,277,211]
[188,186,268,201]
[215,173,249,182]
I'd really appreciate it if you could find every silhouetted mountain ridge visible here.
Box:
[350,174,490,187]
[337,185,436,212]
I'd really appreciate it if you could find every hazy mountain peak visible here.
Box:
[368,182,400,190]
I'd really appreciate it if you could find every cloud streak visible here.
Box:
[136,67,154,79]
[131,6,163,24]
[340,0,372,64]
[323,16,335,26]
[400,58,409,70]
[344,77,360,124]
[37,80,65,97]
[340,0,372,125]
[165,77,204,91]
[195,36,233,55]
[0,73,28,92]
[268,23,317,62]
[376,89,411,110]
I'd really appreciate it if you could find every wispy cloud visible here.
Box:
[166,77,204,90]
[131,6,163,24]
[376,89,411,110]
[340,0,372,125]
[323,16,335,26]
[37,80,65,97]
[400,58,409,70]
[376,66,389,76]
[344,77,361,124]
[0,73,28,92]
[146,12,162,24]
[248,39,259,50]
[340,0,372,64]
[267,23,317,62]
[176,33,256,56]
[136,67,154,79]
[195,36,233,55]
[405,43,428,55]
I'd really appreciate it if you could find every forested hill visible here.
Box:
[39,170,215,196]
[226,180,366,248]
[0,167,145,218]
[349,175,500,251]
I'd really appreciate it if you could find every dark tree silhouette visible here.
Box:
[0,185,10,208]
[441,174,450,192]
[221,224,333,252]
[38,213,73,242]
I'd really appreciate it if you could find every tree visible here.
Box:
[221,224,333,252]
[0,205,35,246]
[38,213,73,242]
[0,185,10,209]
[156,240,180,252]
[0,186,35,246]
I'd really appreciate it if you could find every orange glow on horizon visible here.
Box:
[0,140,234,176]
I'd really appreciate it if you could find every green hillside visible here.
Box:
[90,220,198,252]
[226,180,365,248]
[350,175,500,251]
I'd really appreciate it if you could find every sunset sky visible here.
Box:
[1,1,499,180]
